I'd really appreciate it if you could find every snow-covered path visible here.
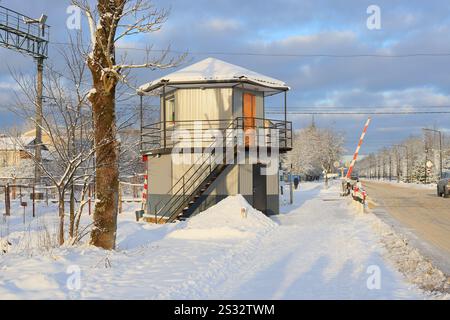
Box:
[212,183,421,299]
[0,182,424,299]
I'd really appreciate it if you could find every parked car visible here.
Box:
[437,172,450,198]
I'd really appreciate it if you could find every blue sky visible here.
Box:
[0,0,449,155]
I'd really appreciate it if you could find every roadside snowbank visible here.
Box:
[346,198,450,298]
[369,215,450,297]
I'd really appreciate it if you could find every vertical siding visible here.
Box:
[175,88,233,122]
[233,87,243,118]
[255,91,264,119]
[160,92,176,122]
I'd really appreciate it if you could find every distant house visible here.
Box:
[0,130,50,168]
[138,58,292,223]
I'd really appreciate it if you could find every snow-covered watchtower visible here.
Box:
[138,57,291,223]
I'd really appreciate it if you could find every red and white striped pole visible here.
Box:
[142,155,148,211]
[346,117,371,179]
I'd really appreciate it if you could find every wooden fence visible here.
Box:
[0,175,144,216]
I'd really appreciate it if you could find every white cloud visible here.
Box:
[0,82,20,90]
[314,87,450,108]
[204,18,241,32]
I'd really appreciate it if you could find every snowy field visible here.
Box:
[0,181,446,299]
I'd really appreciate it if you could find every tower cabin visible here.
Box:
[138,58,292,223]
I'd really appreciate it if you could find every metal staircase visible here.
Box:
[151,122,236,224]
[144,117,292,224]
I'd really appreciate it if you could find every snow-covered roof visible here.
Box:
[0,136,34,150]
[138,57,289,94]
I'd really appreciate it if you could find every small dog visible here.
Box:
[1,239,12,254]
[240,207,248,219]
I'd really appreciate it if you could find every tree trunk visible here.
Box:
[69,184,75,238]
[88,84,119,250]
[58,189,65,246]
[86,1,125,249]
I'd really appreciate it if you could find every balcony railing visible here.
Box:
[141,117,292,153]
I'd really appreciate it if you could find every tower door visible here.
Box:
[252,163,267,214]
[243,93,256,146]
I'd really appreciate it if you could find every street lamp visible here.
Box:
[422,128,443,180]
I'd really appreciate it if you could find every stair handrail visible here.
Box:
[155,126,236,223]
[151,117,292,223]
[153,120,237,222]
[152,120,235,209]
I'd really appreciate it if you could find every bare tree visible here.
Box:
[288,127,322,179]
[10,46,98,245]
[288,125,344,184]
[356,131,450,184]
[72,0,184,249]
[318,129,345,187]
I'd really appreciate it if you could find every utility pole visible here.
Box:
[0,6,49,185]
[423,128,443,180]
[289,164,293,204]
[35,58,44,183]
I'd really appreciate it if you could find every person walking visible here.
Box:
[293,176,299,190]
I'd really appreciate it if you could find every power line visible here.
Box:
[267,105,450,109]
[267,111,450,115]
[266,105,450,115]
[49,41,450,59]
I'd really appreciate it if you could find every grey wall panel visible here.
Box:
[147,194,172,216]
[266,195,279,215]
[266,166,280,195]
[238,164,253,196]
[206,164,238,196]
[147,154,172,195]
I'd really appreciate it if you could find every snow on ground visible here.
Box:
[369,216,449,297]
[0,181,437,299]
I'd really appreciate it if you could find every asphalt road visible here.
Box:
[362,180,450,273]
